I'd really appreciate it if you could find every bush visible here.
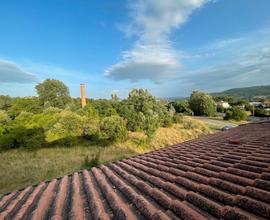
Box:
[173,113,183,123]
[46,110,87,142]
[99,116,127,143]
[82,151,100,169]
[224,107,247,121]
[0,110,10,124]
[161,113,173,127]
[189,91,216,116]
[254,108,270,117]
[171,100,193,115]
[144,114,159,139]
[0,125,46,150]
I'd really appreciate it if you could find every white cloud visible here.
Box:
[178,43,270,92]
[106,0,211,82]
[0,60,37,83]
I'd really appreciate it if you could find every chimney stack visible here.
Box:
[80,83,86,108]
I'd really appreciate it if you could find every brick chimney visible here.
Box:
[80,83,86,108]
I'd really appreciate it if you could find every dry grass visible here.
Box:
[0,116,211,194]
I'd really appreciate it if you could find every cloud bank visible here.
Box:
[0,60,37,83]
[178,31,270,92]
[106,0,211,82]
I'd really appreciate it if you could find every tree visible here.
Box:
[36,79,71,108]
[99,116,127,143]
[189,91,216,116]
[8,97,42,117]
[46,110,86,142]
[0,95,12,111]
[224,107,247,121]
[0,110,11,136]
[0,125,46,150]
[171,100,193,115]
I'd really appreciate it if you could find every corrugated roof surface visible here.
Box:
[0,121,270,220]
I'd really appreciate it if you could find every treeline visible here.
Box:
[0,79,178,150]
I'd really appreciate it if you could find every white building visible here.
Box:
[217,101,230,109]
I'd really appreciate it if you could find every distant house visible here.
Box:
[250,101,262,107]
[250,101,270,109]
[217,101,230,109]
[262,100,270,108]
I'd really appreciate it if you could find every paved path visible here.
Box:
[193,116,239,128]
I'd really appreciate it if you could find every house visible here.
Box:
[0,120,270,219]
[217,101,230,109]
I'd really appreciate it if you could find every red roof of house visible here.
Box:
[0,120,270,220]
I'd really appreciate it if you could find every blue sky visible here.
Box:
[0,0,270,98]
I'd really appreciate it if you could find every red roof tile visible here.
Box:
[0,120,270,219]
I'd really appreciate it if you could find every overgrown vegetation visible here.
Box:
[0,80,213,152]
[224,106,247,121]
[0,115,211,194]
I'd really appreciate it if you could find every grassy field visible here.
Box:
[0,116,211,194]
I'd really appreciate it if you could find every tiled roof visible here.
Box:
[0,121,270,220]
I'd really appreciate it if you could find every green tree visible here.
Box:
[8,97,42,117]
[224,107,247,121]
[171,100,193,115]
[0,125,46,150]
[0,110,11,136]
[99,116,127,143]
[46,110,86,142]
[189,91,216,116]
[0,95,12,111]
[36,79,71,108]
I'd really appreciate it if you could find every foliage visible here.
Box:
[0,125,46,150]
[170,100,193,115]
[8,97,42,117]
[224,107,247,121]
[36,79,71,108]
[46,110,87,142]
[0,110,10,124]
[0,95,12,111]
[189,91,216,116]
[117,89,167,137]
[0,110,10,136]
[144,114,159,139]
[82,151,101,169]
[254,108,270,117]
[173,113,184,123]
[99,116,128,143]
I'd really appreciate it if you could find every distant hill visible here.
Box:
[212,85,270,100]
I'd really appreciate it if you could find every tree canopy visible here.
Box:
[36,79,71,108]
[189,91,216,116]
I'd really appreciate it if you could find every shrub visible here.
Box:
[173,113,184,123]
[0,110,10,124]
[161,113,174,127]
[171,100,193,115]
[82,151,100,169]
[99,116,127,143]
[144,114,159,139]
[224,107,247,121]
[0,110,10,136]
[0,125,46,150]
[46,110,86,142]
[254,108,270,117]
